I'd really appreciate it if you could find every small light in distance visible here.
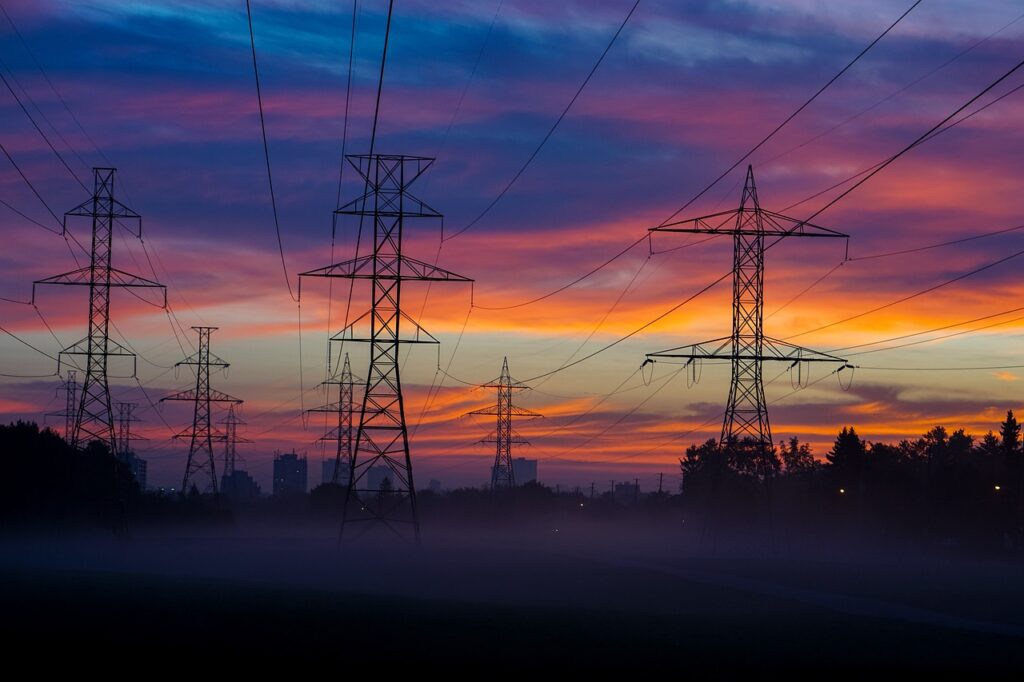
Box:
[839,488,845,495]
[995,485,1001,492]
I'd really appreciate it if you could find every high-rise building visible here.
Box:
[511,458,537,485]
[272,451,307,496]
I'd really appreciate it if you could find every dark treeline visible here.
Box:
[681,411,1024,552]
[3,414,1024,555]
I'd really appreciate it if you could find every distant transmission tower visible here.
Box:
[33,167,165,452]
[307,352,360,485]
[647,166,848,463]
[467,357,542,491]
[218,403,249,479]
[301,154,473,542]
[114,401,146,458]
[46,369,77,442]
[161,326,241,494]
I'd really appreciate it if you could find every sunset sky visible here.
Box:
[2,0,1024,491]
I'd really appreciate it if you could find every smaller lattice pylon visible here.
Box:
[217,403,251,478]
[466,357,542,491]
[161,327,241,494]
[306,353,361,486]
[45,370,78,442]
[114,401,147,458]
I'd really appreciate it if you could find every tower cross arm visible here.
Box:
[65,196,140,220]
[651,209,848,239]
[647,336,847,364]
[161,389,242,404]
[300,254,472,282]
[33,267,167,305]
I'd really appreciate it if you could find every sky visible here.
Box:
[2,0,1024,492]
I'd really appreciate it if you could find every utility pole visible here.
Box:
[590,482,595,499]
[307,353,360,486]
[161,327,241,494]
[658,472,664,494]
[33,167,165,452]
[300,154,472,542]
[634,477,640,506]
[466,357,542,492]
[647,166,848,469]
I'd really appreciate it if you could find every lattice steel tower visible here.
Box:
[307,352,359,485]
[647,167,847,462]
[467,357,542,491]
[161,326,241,494]
[33,168,165,452]
[301,154,472,541]
[218,403,249,478]
[115,401,146,458]
[46,370,77,442]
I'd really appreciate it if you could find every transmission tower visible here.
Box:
[300,154,473,542]
[45,370,77,442]
[114,401,146,458]
[218,403,249,479]
[307,353,360,485]
[33,167,166,452]
[466,357,542,491]
[161,326,241,494]
[647,166,848,463]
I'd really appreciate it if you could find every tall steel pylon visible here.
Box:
[647,166,848,464]
[161,327,241,494]
[307,352,360,485]
[301,154,473,542]
[467,357,542,491]
[33,167,166,452]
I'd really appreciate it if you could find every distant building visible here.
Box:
[118,451,147,491]
[367,465,394,492]
[512,458,537,485]
[321,458,351,486]
[273,451,308,496]
[221,470,261,500]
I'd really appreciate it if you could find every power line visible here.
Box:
[752,8,1024,173]
[657,0,923,227]
[0,323,59,361]
[803,55,1024,224]
[444,0,641,242]
[785,244,1024,341]
[245,0,298,303]
[830,305,1024,354]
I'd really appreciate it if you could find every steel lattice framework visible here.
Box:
[161,327,241,494]
[301,154,472,542]
[647,166,848,459]
[115,401,146,458]
[307,353,360,485]
[218,403,249,479]
[33,168,166,452]
[467,357,541,491]
[45,370,78,442]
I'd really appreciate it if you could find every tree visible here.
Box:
[1000,410,1020,456]
[825,427,867,472]
[780,436,815,475]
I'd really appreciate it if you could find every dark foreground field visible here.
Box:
[2,523,1022,671]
